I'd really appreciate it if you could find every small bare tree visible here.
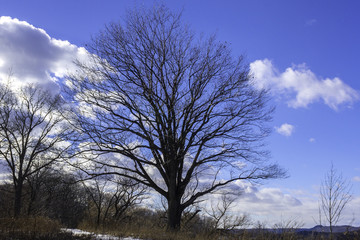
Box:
[82,176,110,227]
[205,193,251,231]
[0,83,72,217]
[111,177,147,222]
[320,164,352,239]
[82,175,147,227]
[272,217,304,239]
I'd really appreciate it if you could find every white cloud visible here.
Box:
[275,123,295,137]
[250,59,359,110]
[306,19,317,26]
[0,16,89,93]
[309,138,316,143]
[135,179,360,228]
[243,187,302,207]
[211,184,360,228]
[227,186,317,227]
[353,176,360,182]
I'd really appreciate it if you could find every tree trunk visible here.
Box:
[96,207,101,227]
[167,192,182,231]
[14,181,23,218]
[27,183,37,216]
[330,223,333,240]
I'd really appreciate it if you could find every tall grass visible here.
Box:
[0,216,90,240]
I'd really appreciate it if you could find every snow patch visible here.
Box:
[61,228,141,240]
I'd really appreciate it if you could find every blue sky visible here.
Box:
[1,0,360,227]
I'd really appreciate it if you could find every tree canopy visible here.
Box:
[0,83,73,217]
[67,5,285,230]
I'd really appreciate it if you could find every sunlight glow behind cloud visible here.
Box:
[250,59,359,110]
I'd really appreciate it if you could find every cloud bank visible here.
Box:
[250,59,359,110]
[222,183,316,226]
[2,16,357,110]
[0,16,88,92]
[226,183,359,227]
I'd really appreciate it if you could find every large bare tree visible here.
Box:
[0,83,72,217]
[67,6,285,230]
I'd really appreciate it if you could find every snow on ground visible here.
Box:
[61,228,141,240]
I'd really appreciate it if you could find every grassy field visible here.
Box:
[1,217,360,240]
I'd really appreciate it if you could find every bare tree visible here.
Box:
[273,217,304,235]
[24,169,88,227]
[320,164,352,239]
[0,83,72,217]
[66,5,285,230]
[205,193,251,231]
[110,177,147,222]
[82,174,147,227]
[82,176,109,227]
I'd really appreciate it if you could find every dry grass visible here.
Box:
[0,216,90,240]
[76,222,360,240]
[0,216,60,233]
[2,216,360,240]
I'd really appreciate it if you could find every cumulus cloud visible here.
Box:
[231,185,316,226]
[0,16,88,93]
[275,123,295,137]
[250,59,359,110]
[222,184,360,227]
[246,187,302,207]
[188,180,360,227]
